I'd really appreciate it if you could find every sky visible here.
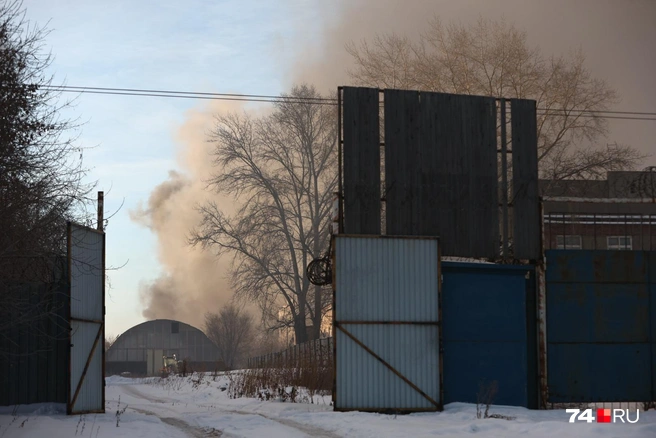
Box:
[21,0,656,337]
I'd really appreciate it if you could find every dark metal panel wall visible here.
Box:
[340,88,539,259]
[384,89,421,235]
[511,99,540,259]
[342,87,381,235]
[441,262,537,408]
[383,91,498,257]
[546,250,654,402]
[0,262,70,407]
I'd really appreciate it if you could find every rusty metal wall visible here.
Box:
[342,87,381,234]
[68,223,105,414]
[333,235,442,412]
[511,99,540,259]
[546,250,656,403]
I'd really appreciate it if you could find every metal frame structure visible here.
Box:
[336,86,540,262]
[67,222,105,415]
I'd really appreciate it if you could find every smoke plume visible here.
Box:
[289,0,656,162]
[136,0,656,328]
[130,101,246,327]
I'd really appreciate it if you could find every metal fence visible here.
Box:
[0,256,70,407]
[247,337,333,369]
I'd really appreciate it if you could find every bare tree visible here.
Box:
[204,304,254,369]
[191,85,336,345]
[346,17,645,181]
[104,333,118,351]
[0,1,92,356]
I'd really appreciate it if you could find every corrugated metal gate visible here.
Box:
[68,223,105,414]
[546,250,656,403]
[441,262,538,408]
[333,235,442,412]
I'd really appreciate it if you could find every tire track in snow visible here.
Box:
[130,406,223,438]
[118,384,341,438]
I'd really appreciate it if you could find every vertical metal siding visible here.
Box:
[0,258,69,407]
[385,89,422,236]
[70,321,103,411]
[334,236,441,412]
[335,236,438,322]
[511,99,540,260]
[68,223,104,414]
[342,87,381,235]
[70,227,104,321]
[382,91,499,258]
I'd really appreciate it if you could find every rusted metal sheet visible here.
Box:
[546,249,655,402]
[333,235,442,412]
[342,87,380,235]
[68,223,105,414]
[512,99,540,260]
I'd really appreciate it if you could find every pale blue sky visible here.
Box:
[21,0,656,337]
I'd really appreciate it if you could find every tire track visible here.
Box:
[118,384,341,438]
[130,406,223,438]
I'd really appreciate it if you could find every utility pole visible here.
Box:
[97,191,104,232]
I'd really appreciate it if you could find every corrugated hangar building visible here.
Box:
[106,319,223,376]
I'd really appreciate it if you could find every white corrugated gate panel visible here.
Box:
[70,227,104,321]
[70,321,103,412]
[69,224,104,414]
[334,236,441,411]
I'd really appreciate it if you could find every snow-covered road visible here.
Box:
[1,374,655,437]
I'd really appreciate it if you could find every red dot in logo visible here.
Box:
[597,408,611,423]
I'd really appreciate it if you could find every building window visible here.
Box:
[171,322,179,334]
[556,235,582,249]
[607,236,632,250]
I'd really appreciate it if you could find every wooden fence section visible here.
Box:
[247,337,333,369]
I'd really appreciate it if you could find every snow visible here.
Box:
[1,373,655,437]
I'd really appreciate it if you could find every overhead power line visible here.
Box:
[536,112,656,121]
[36,84,656,121]
[40,85,337,104]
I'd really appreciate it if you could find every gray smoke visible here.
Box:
[130,102,243,327]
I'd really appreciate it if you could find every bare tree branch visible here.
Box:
[191,85,336,344]
[346,16,646,180]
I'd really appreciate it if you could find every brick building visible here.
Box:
[541,170,656,251]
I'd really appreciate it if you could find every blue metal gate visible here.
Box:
[442,262,537,408]
[546,250,656,403]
